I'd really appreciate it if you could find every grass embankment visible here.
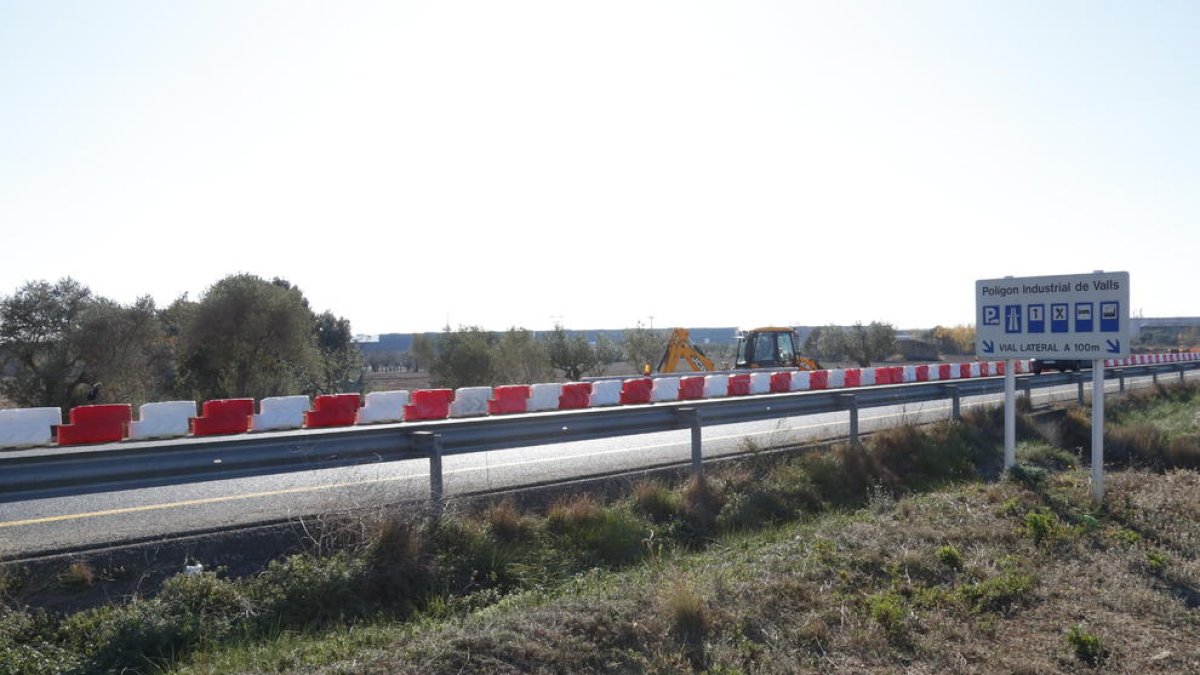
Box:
[3,383,1200,674]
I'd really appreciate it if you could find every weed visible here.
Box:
[1146,550,1168,576]
[483,498,535,542]
[867,590,907,634]
[547,496,648,568]
[632,480,684,523]
[936,545,964,572]
[1024,509,1063,545]
[664,581,709,668]
[59,561,96,590]
[1066,624,1107,666]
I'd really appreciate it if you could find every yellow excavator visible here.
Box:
[652,327,821,374]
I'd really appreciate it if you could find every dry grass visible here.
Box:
[309,469,1199,675]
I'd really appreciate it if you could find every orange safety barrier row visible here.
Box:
[9,353,1198,449]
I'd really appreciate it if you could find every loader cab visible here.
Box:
[735,327,798,369]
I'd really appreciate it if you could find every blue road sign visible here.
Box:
[1028,304,1045,333]
[982,305,1000,326]
[1075,302,1094,332]
[1100,301,1120,332]
[1050,303,1069,333]
[1004,305,1022,333]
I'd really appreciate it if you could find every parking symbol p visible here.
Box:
[983,305,1000,326]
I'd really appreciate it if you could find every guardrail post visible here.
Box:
[677,407,703,479]
[1152,369,1159,385]
[1180,366,1186,383]
[942,384,961,421]
[838,394,860,446]
[414,431,443,515]
[1076,374,1086,405]
[1118,373,1125,394]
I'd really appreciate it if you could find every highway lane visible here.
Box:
[0,371,1190,558]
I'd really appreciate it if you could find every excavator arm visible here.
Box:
[656,328,715,373]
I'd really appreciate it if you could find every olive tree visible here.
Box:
[175,274,322,400]
[429,326,499,388]
[0,278,96,408]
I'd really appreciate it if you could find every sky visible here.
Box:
[2,1,1197,336]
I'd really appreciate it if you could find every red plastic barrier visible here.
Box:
[488,385,531,414]
[916,365,929,382]
[727,374,751,396]
[937,364,952,379]
[959,363,972,378]
[404,389,454,421]
[55,404,132,445]
[305,393,361,428]
[979,362,991,377]
[679,377,706,401]
[844,369,861,387]
[190,398,255,436]
[770,372,792,393]
[620,378,654,405]
[874,367,892,385]
[559,382,592,409]
[809,370,828,390]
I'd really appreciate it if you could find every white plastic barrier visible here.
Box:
[827,369,845,389]
[790,371,810,391]
[251,395,310,431]
[902,366,917,383]
[526,383,563,412]
[0,407,62,448]
[129,401,196,439]
[926,365,941,381]
[651,377,681,402]
[861,368,876,385]
[702,374,728,398]
[589,380,623,407]
[356,390,410,424]
[450,387,492,417]
[749,372,773,395]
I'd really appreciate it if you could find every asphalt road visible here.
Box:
[0,372,1189,559]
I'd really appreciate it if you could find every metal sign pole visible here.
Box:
[1004,359,1016,469]
[1091,359,1105,503]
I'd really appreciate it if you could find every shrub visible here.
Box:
[1166,433,1200,469]
[957,568,1036,614]
[632,481,684,523]
[1024,509,1063,545]
[547,496,648,569]
[936,545,964,572]
[867,591,908,636]
[664,581,709,667]
[1066,624,1107,665]
[1106,422,1166,467]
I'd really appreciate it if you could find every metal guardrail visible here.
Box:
[1,362,1196,504]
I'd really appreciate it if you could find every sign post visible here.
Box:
[975,271,1129,503]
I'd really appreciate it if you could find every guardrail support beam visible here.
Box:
[838,394,860,446]
[414,431,444,514]
[942,384,961,421]
[677,407,703,478]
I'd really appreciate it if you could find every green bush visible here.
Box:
[547,496,649,569]
[1066,624,1107,665]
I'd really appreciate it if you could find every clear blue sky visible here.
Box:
[2,1,1196,335]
